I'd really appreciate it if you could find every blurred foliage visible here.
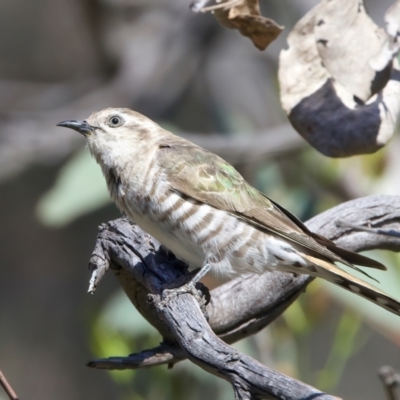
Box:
[315,310,365,389]
[279,284,368,391]
[2,0,399,399]
[36,149,110,227]
[320,251,400,341]
[90,290,232,399]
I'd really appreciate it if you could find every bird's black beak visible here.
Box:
[56,120,94,136]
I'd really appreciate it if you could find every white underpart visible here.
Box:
[116,176,309,280]
[124,190,310,280]
[195,207,224,241]
[184,206,210,231]
[170,201,193,219]
[160,192,181,212]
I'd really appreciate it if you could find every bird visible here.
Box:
[57,107,400,316]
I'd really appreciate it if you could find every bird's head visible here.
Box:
[57,107,161,167]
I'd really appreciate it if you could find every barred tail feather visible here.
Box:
[290,254,400,317]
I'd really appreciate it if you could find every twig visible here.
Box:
[0,370,19,400]
[306,196,400,253]
[336,220,400,238]
[379,366,400,400]
[190,0,214,12]
[198,0,241,13]
[87,344,186,370]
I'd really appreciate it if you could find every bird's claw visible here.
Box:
[158,280,210,317]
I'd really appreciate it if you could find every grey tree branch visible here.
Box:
[87,222,333,399]
[0,370,19,400]
[378,365,400,400]
[0,0,303,184]
[86,195,400,399]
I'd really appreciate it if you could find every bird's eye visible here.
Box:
[109,116,123,127]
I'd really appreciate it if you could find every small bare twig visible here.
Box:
[336,220,400,238]
[190,0,214,12]
[0,370,19,400]
[379,365,400,400]
[198,0,241,13]
[87,344,186,370]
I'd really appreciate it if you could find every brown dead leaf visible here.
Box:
[207,0,283,50]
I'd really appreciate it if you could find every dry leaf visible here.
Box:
[204,0,283,51]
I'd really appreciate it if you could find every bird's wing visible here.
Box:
[157,141,385,272]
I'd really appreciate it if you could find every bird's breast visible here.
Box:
[111,177,305,278]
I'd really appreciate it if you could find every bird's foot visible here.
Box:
[157,263,211,313]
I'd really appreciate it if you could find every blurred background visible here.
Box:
[1,0,400,399]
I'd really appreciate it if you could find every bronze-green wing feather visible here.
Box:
[157,140,385,272]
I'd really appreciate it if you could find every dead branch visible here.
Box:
[0,370,19,400]
[85,195,400,399]
[379,365,400,400]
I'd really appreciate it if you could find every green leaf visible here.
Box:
[36,149,111,227]
[99,290,155,337]
[90,290,157,385]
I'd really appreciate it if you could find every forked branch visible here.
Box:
[87,195,400,400]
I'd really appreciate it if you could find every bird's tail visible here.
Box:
[286,254,400,316]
